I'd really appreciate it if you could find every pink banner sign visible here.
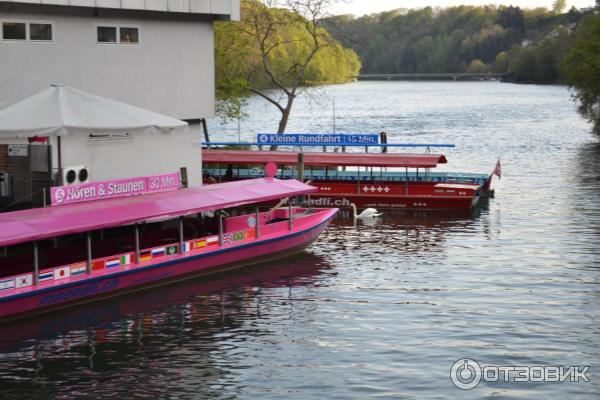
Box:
[51,173,181,206]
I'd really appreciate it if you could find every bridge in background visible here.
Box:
[357,73,508,81]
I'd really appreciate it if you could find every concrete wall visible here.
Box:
[0,5,216,120]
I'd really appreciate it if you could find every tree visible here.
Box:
[553,0,567,14]
[215,0,360,148]
[562,14,600,132]
[466,59,488,73]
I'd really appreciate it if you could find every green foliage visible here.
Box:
[507,26,574,84]
[214,0,361,124]
[325,4,583,80]
[553,0,567,14]
[562,14,600,130]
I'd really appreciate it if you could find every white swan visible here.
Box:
[358,207,383,218]
[350,204,382,221]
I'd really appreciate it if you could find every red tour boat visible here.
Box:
[202,149,500,211]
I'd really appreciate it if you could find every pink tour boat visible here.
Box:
[0,176,338,322]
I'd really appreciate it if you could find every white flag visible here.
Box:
[15,274,33,288]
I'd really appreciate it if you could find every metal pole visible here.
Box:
[405,167,409,195]
[135,223,140,263]
[86,232,92,274]
[33,241,39,285]
[179,217,184,254]
[288,198,294,231]
[255,206,261,239]
[57,136,63,185]
[218,212,224,246]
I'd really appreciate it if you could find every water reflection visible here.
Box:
[0,253,332,399]
[323,208,484,255]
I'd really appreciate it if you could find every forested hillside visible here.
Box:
[325,5,590,83]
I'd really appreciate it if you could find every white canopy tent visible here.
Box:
[0,85,188,138]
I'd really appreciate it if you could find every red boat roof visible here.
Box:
[0,178,316,247]
[203,150,447,168]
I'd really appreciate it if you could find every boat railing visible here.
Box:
[204,168,488,184]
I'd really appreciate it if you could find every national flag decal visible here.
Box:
[92,260,105,271]
[15,274,33,288]
[206,236,218,246]
[152,247,166,257]
[38,271,54,282]
[233,232,245,241]
[183,242,192,253]
[194,240,206,249]
[54,266,71,280]
[70,263,87,276]
[0,278,15,291]
[140,251,152,262]
[106,257,120,268]
[120,254,132,265]
[166,245,178,255]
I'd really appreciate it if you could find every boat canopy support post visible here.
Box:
[134,223,140,264]
[33,241,39,285]
[179,217,185,254]
[218,211,224,246]
[405,167,409,195]
[255,206,261,239]
[86,232,92,274]
[288,197,294,231]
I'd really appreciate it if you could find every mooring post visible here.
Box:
[380,131,388,153]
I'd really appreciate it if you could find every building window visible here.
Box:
[97,26,139,44]
[1,21,53,42]
[97,26,117,43]
[2,22,26,40]
[29,23,52,41]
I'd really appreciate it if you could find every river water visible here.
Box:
[1,81,599,399]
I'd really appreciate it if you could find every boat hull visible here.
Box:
[0,209,337,322]
[304,193,478,210]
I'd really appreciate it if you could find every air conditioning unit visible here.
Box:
[0,171,11,198]
[63,165,90,185]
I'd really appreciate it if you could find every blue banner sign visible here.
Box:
[257,133,379,146]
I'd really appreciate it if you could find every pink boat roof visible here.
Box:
[0,178,316,247]
[203,149,448,168]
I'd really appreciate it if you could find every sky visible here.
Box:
[329,0,596,16]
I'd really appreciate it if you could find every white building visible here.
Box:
[0,0,240,206]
